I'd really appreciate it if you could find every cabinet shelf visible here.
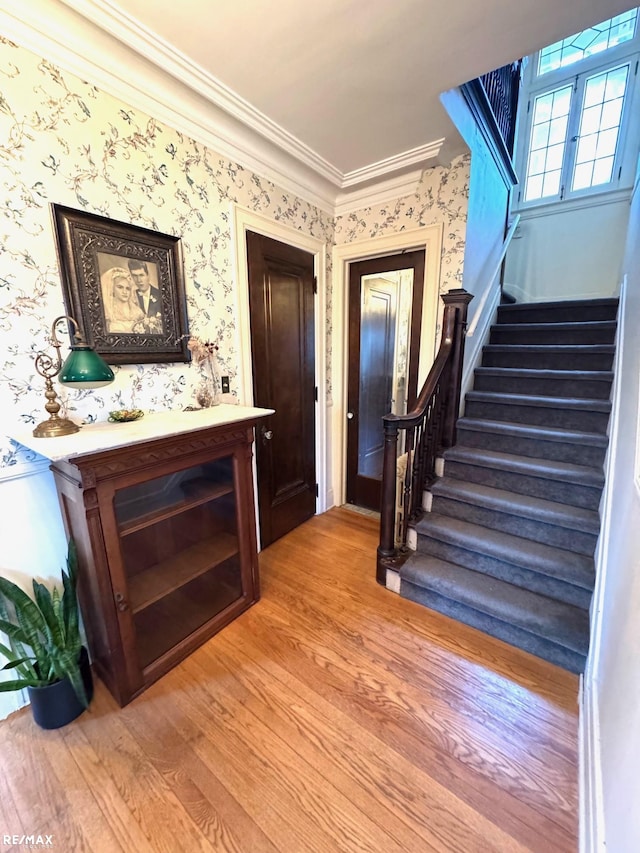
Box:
[117,478,234,537]
[128,532,238,614]
[134,571,242,670]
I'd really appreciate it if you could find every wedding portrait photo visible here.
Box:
[98,255,164,336]
[51,204,189,364]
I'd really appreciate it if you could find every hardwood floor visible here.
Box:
[0,507,579,852]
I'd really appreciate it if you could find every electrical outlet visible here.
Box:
[221,376,230,394]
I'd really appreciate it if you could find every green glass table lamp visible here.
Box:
[33,315,115,438]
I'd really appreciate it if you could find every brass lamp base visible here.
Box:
[33,416,80,438]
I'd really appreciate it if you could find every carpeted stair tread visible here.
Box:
[490,321,616,346]
[474,366,614,382]
[497,298,619,324]
[413,513,594,588]
[430,479,600,533]
[456,417,609,449]
[484,343,615,354]
[493,320,617,334]
[465,390,612,413]
[473,366,614,399]
[442,445,605,488]
[498,296,619,310]
[400,553,589,655]
[482,344,615,365]
[481,344,615,371]
[400,585,587,672]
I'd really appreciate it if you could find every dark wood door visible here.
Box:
[346,251,425,511]
[246,232,316,547]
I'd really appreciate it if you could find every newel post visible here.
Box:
[441,289,474,450]
[377,416,400,584]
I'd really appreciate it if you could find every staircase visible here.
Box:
[398,297,618,673]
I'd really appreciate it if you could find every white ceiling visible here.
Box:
[2,0,637,207]
[84,0,635,174]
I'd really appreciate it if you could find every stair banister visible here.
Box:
[377,289,473,583]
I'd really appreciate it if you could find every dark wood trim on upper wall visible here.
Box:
[460,80,519,189]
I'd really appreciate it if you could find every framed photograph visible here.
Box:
[51,204,190,364]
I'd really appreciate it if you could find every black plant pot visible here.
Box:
[27,647,94,730]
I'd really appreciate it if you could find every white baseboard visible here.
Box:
[579,676,606,852]
[0,690,28,722]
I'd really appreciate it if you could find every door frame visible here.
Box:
[331,224,443,507]
[232,205,328,527]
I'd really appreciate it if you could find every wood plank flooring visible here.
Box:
[0,507,579,852]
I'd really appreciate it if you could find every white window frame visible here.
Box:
[513,26,640,212]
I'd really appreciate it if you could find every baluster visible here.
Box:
[401,433,414,545]
[410,423,423,519]
[378,418,400,562]
[377,288,474,584]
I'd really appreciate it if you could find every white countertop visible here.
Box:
[9,404,275,463]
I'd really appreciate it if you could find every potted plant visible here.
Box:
[0,540,93,729]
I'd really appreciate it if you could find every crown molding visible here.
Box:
[341,140,446,188]
[0,0,338,211]
[60,0,345,186]
[335,170,423,216]
[0,0,452,214]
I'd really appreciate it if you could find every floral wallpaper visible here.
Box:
[0,36,470,472]
[0,37,334,469]
[334,155,470,291]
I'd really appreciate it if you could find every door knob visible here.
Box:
[261,425,273,441]
[347,412,354,420]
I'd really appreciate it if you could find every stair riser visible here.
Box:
[444,459,603,511]
[482,349,614,371]
[473,373,613,400]
[464,399,610,433]
[490,326,616,345]
[456,426,607,467]
[399,582,586,673]
[430,495,598,556]
[497,304,618,324]
[413,533,593,608]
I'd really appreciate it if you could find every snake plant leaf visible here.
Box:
[0,577,49,654]
[0,617,31,647]
[13,607,47,666]
[55,648,87,707]
[51,585,63,642]
[0,640,34,669]
[67,539,78,586]
[66,667,88,707]
[61,567,79,646]
[0,677,49,691]
[1,656,35,670]
[0,597,31,665]
[32,580,65,648]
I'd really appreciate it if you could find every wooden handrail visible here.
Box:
[377,289,473,583]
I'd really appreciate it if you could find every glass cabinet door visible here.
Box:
[113,456,243,669]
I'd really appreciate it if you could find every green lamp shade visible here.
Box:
[59,346,115,389]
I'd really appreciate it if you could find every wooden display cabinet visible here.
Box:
[30,408,269,707]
